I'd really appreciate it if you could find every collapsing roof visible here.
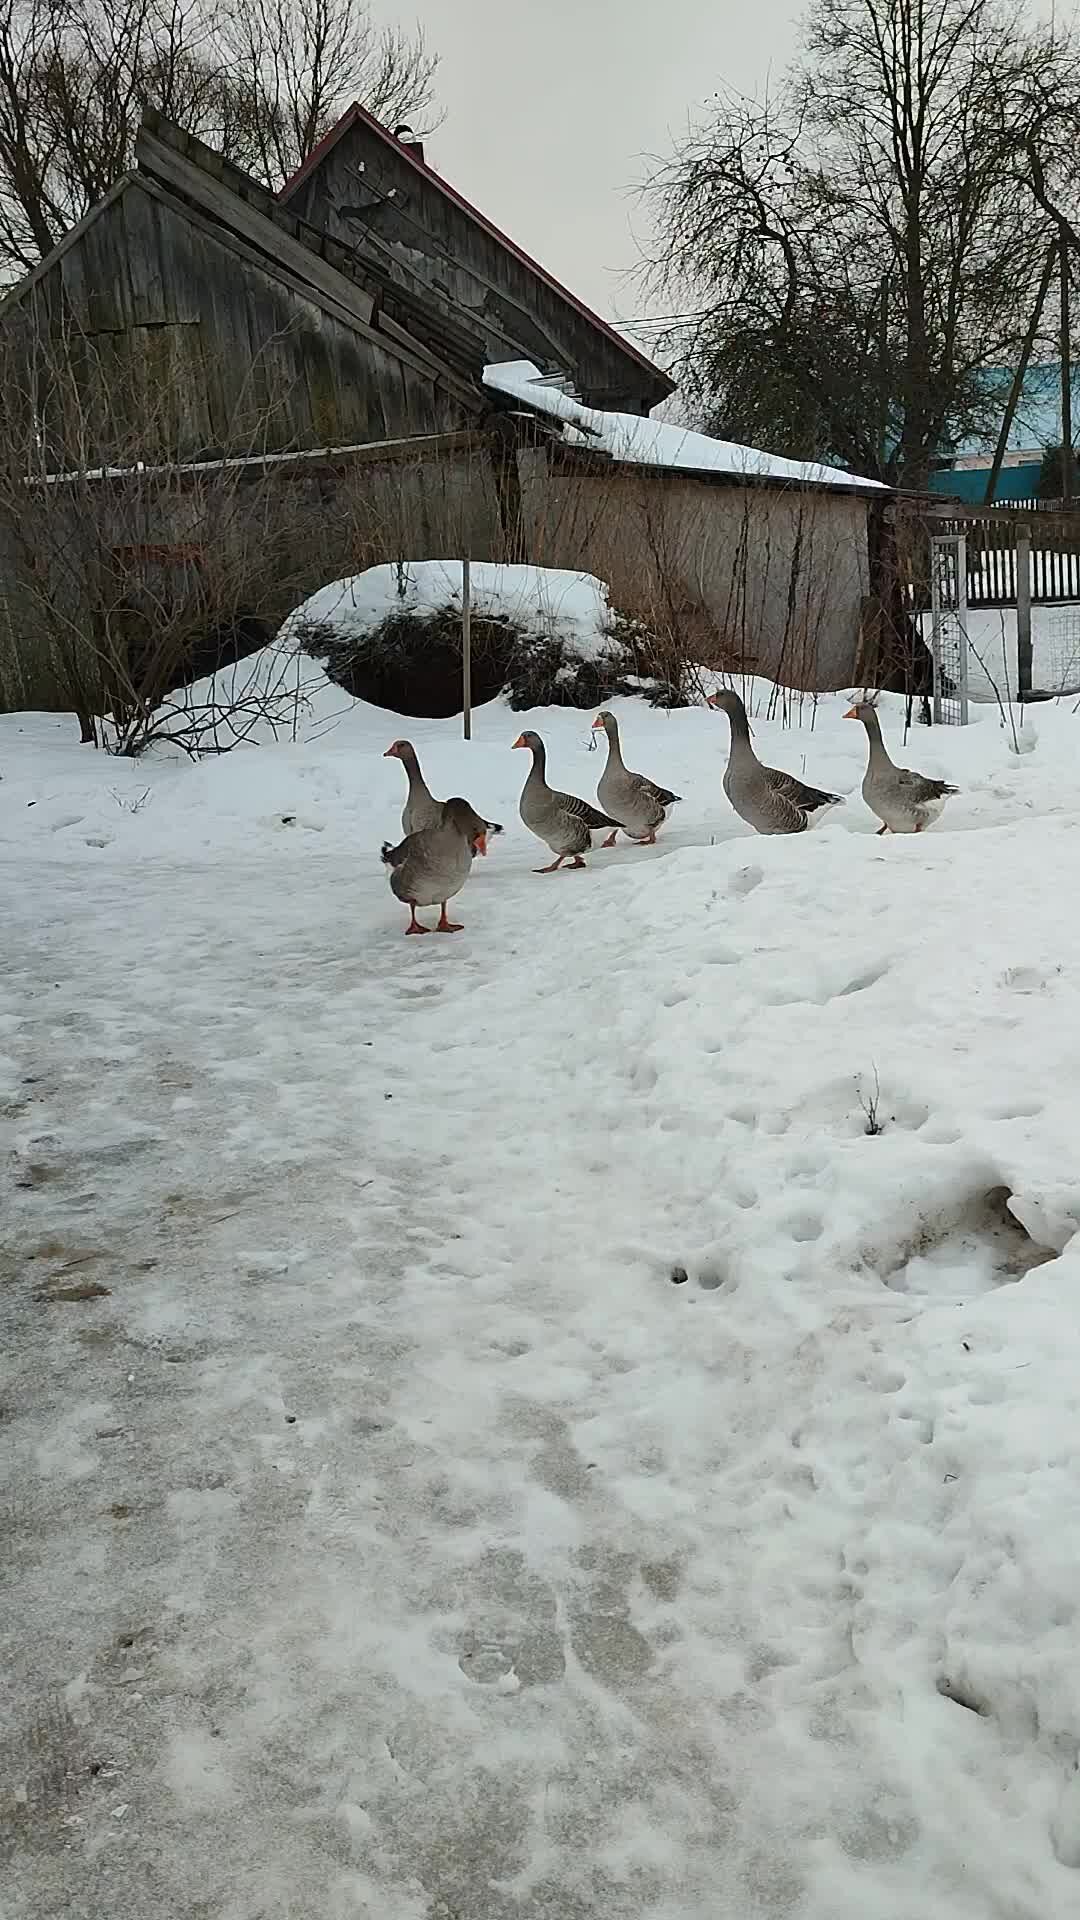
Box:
[483,361,889,496]
[0,112,491,426]
[279,100,673,408]
[136,111,487,394]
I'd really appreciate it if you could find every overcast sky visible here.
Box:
[375,0,803,338]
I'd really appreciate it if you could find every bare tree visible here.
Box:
[0,0,438,279]
[642,0,1076,492]
[221,0,438,188]
[0,315,314,742]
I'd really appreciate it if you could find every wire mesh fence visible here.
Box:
[1036,610,1080,694]
[929,534,970,724]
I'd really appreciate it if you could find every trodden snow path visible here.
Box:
[5,688,1080,1918]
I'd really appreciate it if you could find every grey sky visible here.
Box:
[374,0,803,339]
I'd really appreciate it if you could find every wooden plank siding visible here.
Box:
[0,171,486,470]
[283,117,667,415]
[0,436,509,714]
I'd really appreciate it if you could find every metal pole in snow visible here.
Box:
[462,557,472,740]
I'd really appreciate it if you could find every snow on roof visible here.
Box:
[279,560,620,664]
[483,360,889,494]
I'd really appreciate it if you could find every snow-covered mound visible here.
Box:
[6,684,1080,1915]
[280,561,617,662]
[279,560,678,716]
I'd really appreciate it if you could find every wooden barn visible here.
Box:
[279,103,673,416]
[0,111,493,469]
[0,107,890,717]
[0,114,517,714]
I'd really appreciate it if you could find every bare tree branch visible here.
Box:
[0,0,439,278]
[639,0,1074,490]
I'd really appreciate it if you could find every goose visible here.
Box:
[591,710,681,844]
[384,738,441,836]
[381,797,489,934]
[512,730,618,871]
[384,738,503,846]
[707,689,842,834]
[844,702,958,833]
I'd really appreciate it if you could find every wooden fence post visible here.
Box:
[461,556,472,740]
[1016,525,1032,703]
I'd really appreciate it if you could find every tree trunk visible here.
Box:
[897,205,932,495]
[863,502,935,696]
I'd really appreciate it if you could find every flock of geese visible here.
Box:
[380,687,960,934]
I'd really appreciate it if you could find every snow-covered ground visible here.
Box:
[5,668,1080,1919]
[958,604,1080,702]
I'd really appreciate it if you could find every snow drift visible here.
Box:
[279,561,681,716]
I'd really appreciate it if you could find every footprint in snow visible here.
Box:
[787,1211,824,1244]
[999,964,1059,994]
[568,1546,654,1688]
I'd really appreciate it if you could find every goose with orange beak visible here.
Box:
[512,730,618,871]
[383,738,442,836]
[844,701,958,833]
[591,710,681,845]
[380,797,489,934]
[707,687,843,833]
[384,738,502,847]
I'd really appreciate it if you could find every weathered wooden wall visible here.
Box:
[0,395,871,716]
[2,176,478,471]
[0,439,504,713]
[518,450,870,689]
[284,122,667,415]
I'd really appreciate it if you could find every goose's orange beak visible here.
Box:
[843,707,858,720]
[706,694,717,708]
[472,831,488,857]
[383,743,398,757]
[591,715,604,730]
[511,734,527,748]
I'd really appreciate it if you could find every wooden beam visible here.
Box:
[1016,523,1033,700]
[33,427,490,490]
[923,497,1080,528]
[138,129,377,332]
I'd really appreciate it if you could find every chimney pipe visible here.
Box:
[394,122,425,164]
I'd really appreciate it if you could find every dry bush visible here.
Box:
[0,308,887,739]
[518,446,873,714]
[0,323,504,743]
[0,0,439,278]
[295,594,682,717]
